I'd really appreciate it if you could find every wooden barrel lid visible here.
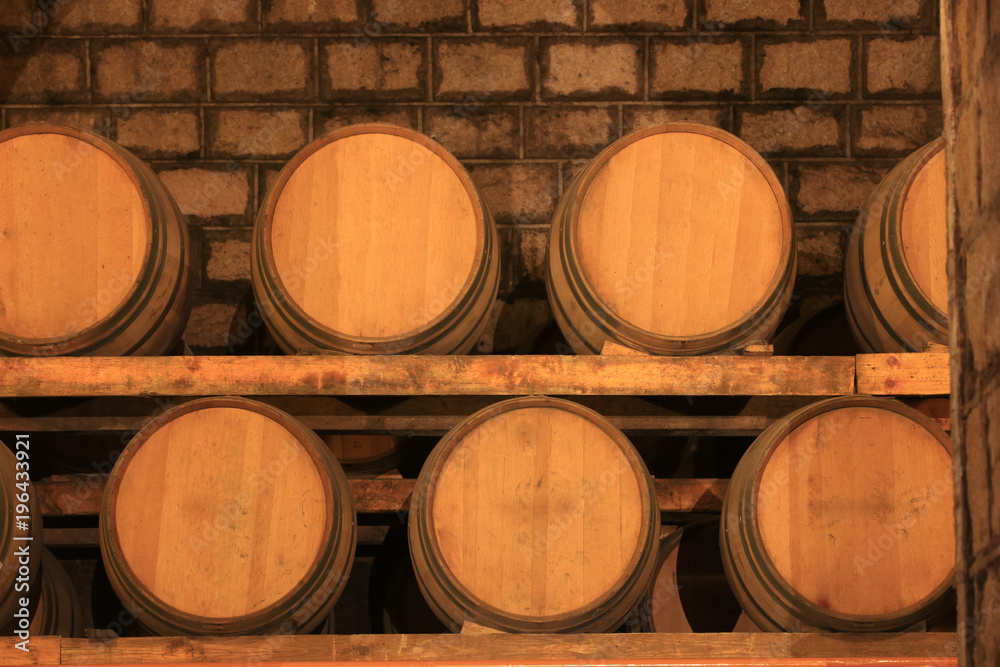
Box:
[570,124,791,339]
[101,397,354,635]
[410,396,659,632]
[900,143,947,316]
[0,127,150,342]
[265,124,485,341]
[754,400,954,620]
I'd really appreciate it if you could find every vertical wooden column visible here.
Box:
[940,1,1000,664]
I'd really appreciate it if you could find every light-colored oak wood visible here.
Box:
[548,123,796,355]
[0,636,60,665]
[36,474,729,517]
[29,549,83,638]
[721,396,955,632]
[51,634,959,664]
[856,352,950,395]
[0,126,194,357]
[253,124,499,354]
[100,397,356,635]
[0,355,858,397]
[409,396,659,632]
[321,434,402,475]
[1,438,42,634]
[844,138,948,353]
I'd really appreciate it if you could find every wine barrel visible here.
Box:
[322,434,404,476]
[720,396,955,632]
[1,440,42,634]
[252,123,499,355]
[409,396,659,633]
[547,122,796,355]
[0,125,194,356]
[630,518,758,633]
[30,549,83,637]
[99,397,356,635]
[844,138,946,352]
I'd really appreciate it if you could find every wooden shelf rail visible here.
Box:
[0,633,961,666]
[34,475,728,517]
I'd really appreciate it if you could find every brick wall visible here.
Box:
[0,0,943,353]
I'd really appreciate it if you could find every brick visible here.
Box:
[865,36,941,96]
[116,109,201,159]
[371,0,467,31]
[5,107,111,134]
[264,0,359,30]
[816,0,931,29]
[207,109,309,159]
[474,0,582,30]
[321,39,426,102]
[788,162,893,220]
[758,38,854,99]
[424,107,519,158]
[622,105,728,132]
[158,167,251,221]
[650,38,748,99]
[183,300,240,350]
[737,105,845,156]
[1,41,85,103]
[435,39,533,102]
[315,107,418,136]
[93,41,203,103]
[589,0,688,30]
[149,0,256,31]
[524,106,618,158]
[701,0,806,29]
[51,0,141,32]
[211,40,312,102]
[795,224,843,277]
[852,104,942,156]
[467,163,560,224]
[204,229,252,283]
[541,38,643,100]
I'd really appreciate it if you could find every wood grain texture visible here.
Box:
[322,434,402,474]
[856,353,950,395]
[0,636,60,665]
[721,396,955,632]
[0,126,194,357]
[0,355,857,397]
[844,138,948,353]
[53,634,959,663]
[548,123,795,355]
[409,396,659,632]
[37,475,729,517]
[253,124,499,355]
[901,148,948,315]
[99,397,356,635]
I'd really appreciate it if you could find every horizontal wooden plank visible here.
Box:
[0,637,60,665]
[37,658,960,667]
[856,353,950,396]
[0,355,856,397]
[54,634,958,664]
[0,414,777,436]
[35,475,727,517]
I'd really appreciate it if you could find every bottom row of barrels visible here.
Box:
[1,394,955,636]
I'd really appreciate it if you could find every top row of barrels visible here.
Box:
[0,122,946,358]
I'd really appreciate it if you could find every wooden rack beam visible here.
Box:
[0,634,958,666]
[34,475,728,517]
[0,355,857,397]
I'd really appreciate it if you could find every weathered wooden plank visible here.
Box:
[0,355,856,397]
[0,414,777,435]
[56,634,959,664]
[856,353,950,396]
[35,476,728,517]
[43,526,100,548]
[0,636,61,665]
